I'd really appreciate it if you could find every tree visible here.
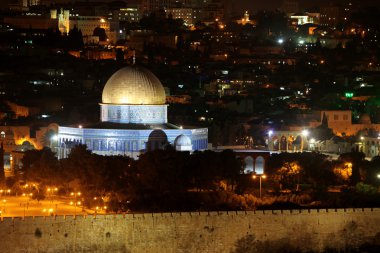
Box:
[60,145,104,195]
[218,150,242,190]
[268,152,336,191]
[339,152,366,186]
[68,25,83,49]
[93,27,107,42]
[22,148,61,186]
[128,148,189,211]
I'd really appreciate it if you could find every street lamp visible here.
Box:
[47,187,58,202]
[70,191,81,216]
[252,174,267,198]
[2,199,6,213]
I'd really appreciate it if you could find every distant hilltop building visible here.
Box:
[56,66,208,159]
[236,11,255,26]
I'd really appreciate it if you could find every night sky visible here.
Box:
[237,0,380,12]
[1,0,380,12]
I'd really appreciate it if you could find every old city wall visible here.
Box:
[0,208,379,253]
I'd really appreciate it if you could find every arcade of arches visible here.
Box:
[267,131,309,152]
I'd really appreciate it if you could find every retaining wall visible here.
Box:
[0,208,379,252]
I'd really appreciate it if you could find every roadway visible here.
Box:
[0,196,101,217]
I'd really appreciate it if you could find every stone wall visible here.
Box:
[0,209,380,253]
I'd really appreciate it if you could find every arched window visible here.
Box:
[255,156,265,175]
[244,156,254,173]
[0,131,5,139]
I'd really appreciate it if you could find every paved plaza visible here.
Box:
[0,196,98,217]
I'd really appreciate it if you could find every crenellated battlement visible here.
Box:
[1,208,379,224]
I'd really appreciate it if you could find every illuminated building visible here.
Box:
[320,5,344,29]
[56,66,208,159]
[236,11,255,26]
[165,7,196,26]
[290,13,319,26]
[140,0,194,14]
[109,8,140,23]
[50,9,117,43]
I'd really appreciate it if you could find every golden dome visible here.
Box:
[102,67,166,105]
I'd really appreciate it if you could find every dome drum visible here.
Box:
[100,104,168,124]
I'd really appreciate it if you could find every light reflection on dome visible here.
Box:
[102,66,166,105]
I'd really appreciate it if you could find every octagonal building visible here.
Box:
[56,66,208,159]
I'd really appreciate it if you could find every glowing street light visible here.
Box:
[43,208,54,216]
[252,174,267,198]
[70,192,82,215]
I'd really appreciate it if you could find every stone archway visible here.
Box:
[294,135,302,151]
[146,129,169,152]
[280,136,287,151]
[288,135,295,151]
[272,136,279,151]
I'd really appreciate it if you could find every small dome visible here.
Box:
[174,135,192,147]
[359,114,371,124]
[102,66,166,105]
